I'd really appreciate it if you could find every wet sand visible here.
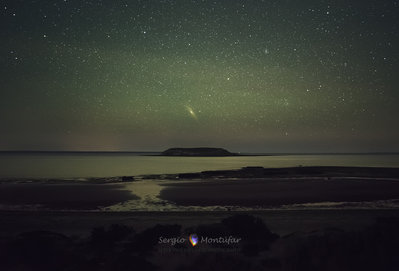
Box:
[2,166,399,211]
[160,177,399,207]
[0,183,138,210]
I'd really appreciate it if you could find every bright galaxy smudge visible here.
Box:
[185,105,198,120]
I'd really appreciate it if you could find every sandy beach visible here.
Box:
[2,166,399,271]
[1,209,399,237]
[1,166,399,211]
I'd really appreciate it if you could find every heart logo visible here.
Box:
[189,234,198,246]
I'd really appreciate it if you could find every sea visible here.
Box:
[1,152,399,179]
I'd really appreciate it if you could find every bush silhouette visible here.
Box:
[127,224,181,255]
[222,214,279,256]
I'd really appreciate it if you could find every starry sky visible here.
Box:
[1,0,398,153]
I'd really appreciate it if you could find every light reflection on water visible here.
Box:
[1,153,399,178]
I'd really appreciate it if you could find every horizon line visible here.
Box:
[1,150,399,155]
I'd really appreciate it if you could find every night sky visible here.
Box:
[1,0,398,152]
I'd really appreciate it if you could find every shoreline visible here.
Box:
[2,165,399,183]
[0,166,399,211]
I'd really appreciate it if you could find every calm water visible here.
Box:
[1,153,399,179]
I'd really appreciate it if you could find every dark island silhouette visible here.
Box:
[161,147,237,157]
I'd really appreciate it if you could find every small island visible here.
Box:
[161,147,237,157]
